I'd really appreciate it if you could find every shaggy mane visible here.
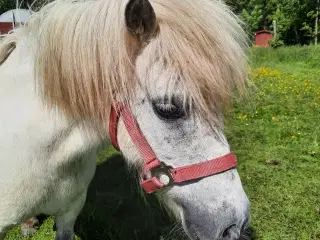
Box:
[0,0,248,129]
[147,0,249,126]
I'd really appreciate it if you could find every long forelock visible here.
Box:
[0,0,248,131]
[142,0,249,128]
[22,0,137,130]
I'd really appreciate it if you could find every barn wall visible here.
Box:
[255,32,274,47]
[0,22,13,34]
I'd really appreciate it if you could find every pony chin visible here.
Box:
[157,169,250,240]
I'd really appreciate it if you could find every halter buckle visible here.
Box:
[150,162,174,186]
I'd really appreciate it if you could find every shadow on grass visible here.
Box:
[74,154,182,240]
[73,153,256,240]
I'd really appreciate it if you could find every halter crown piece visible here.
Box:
[109,102,238,194]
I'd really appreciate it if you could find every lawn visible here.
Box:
[225,46,320,239]
[4,46,320,240]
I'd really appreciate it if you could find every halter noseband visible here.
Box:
[109,102,238,194]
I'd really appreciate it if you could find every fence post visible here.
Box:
[273,20,277,40]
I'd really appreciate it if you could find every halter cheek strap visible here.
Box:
[109,103,238,194]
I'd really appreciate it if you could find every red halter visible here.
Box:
[109,103,238,194]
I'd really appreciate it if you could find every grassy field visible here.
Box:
[4,46,320,240]
[226,46,320,239]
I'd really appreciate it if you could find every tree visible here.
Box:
[0,0,48,13]
[224,0,250,14]
[0,0,15,14]
[225,0,320,45]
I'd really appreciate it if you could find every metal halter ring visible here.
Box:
[150,162,175,186]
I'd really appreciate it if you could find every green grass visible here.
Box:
[4,46,320,240]
[226,46,320,239]
[250,45,320,69]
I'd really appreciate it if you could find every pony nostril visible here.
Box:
[241,216,250,232]
[222,224,236,239]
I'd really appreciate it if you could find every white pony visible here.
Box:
[0,0,250,239]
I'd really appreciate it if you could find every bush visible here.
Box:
[269,38,284,48]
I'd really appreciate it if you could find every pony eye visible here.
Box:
[153,102,186,120]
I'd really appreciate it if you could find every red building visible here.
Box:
[254,29,274,47]
[0,9,31,35]
[0,22,13,34]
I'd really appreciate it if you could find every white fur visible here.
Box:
[0,38,103,239]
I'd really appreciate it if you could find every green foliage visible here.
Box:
[0,0,15,14]
[225,0,320,46]
[0,0,49,12]
[269,37,285,48]
[224,0,250,14]
[240,4,264,38]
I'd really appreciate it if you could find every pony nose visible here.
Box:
[221,224,237,239]
[221,217,249,240]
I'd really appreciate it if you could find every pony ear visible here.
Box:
[125,0,157,40]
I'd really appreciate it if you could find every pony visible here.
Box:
[0,0,250,239]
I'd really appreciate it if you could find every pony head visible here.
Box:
[30,0,250,238]
[117,0,250,239]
